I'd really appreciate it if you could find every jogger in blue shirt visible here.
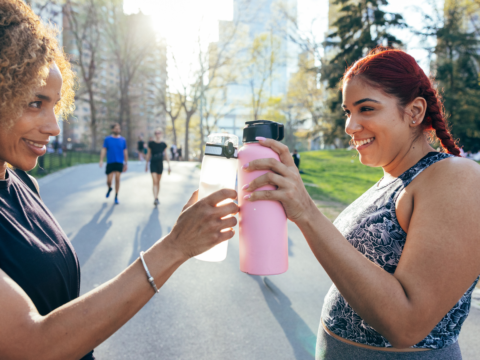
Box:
[99,123,128,204]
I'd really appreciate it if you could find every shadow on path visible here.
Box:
[71,203,115,266]
[251,275,316,360]
[129,207,163,265]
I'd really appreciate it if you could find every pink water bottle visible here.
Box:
[238,120,288,275]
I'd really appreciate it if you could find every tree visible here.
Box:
[203,86,235,136]
[167,20,241,161]
[285,53,323,147]
[102,1,157,149]
[63,0,102,150]
[321,0,407,146]
[179,82,201,161]
[158,89,182,147]
[244,32,284,120]
[433,1,480,151]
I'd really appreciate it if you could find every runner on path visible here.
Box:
[292,149,300,169]
[177,146,183,161]
[145,128,170,206]
[137,135,145,161]
[99,123,127,205]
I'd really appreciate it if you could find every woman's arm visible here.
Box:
[0,189,238,360]
[244,139,480,348]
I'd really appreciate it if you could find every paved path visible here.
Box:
[38,161,479,359]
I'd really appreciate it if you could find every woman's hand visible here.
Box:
[165,189,239,259]
[242,138,316,224]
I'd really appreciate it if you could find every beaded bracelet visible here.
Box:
[139,251,159,294]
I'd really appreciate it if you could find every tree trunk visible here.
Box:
[88,86,97,150]
[171,115,178,147]
[184,113,191,161]
[199,97,204,162]
[119,75,126,134]
[124,87,135,155]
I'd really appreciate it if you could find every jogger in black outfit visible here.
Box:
[145,129,170,206]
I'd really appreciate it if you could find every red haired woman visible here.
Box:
[243,48,480,359]
[0,1,237,359]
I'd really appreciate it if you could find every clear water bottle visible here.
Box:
[195,133,239,262]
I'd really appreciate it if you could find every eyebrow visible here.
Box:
[353,98,381,106]
[342,98,381,108]
[35,94,52,101]
[35,94,61,103]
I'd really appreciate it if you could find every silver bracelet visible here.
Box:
[139,251,160,294]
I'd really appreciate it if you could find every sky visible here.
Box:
[123,0,327,89]
[123,0,444,85]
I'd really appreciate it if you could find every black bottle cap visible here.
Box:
[243,120,285,143]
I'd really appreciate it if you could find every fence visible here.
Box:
[29,151,101,177]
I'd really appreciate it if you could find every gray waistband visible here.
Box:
[316,327,462,360]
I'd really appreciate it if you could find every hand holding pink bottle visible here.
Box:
[238,120,288,275]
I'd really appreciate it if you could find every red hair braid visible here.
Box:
[420,86,460,156]
[343,47,460,156]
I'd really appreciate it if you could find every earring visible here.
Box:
[412,121,416,124]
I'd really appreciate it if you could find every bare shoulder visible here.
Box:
[27,174,40,194]
[418,156,480,191]
[413,156,480,216]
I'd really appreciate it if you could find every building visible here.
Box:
[126,14,167,146]
[62,6,167,150]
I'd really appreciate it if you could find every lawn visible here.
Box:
[300,149,384,205]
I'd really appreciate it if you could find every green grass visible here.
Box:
[300,149,384,204]
[29,151,102,178]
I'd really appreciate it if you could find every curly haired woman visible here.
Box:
[243,48,480,359]
[0,1,238,359]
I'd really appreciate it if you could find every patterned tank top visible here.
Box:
[321,152,480,349]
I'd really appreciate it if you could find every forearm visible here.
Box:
[124,150,128,163]
[99,149,106,163]
[29,236,186,360]
[297,207,414,347]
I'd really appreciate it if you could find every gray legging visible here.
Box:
[316,327,462,360]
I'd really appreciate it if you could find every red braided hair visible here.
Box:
[343,48,460,156]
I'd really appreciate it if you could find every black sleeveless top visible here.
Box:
[322,152,479,349]
[148,141,167,161]
[0,168,94,359]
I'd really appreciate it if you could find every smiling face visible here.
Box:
[343,78,419,169]
[0,64,62,173]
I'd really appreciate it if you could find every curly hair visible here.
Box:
[0,0,75,128]
[343,47,460,156]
